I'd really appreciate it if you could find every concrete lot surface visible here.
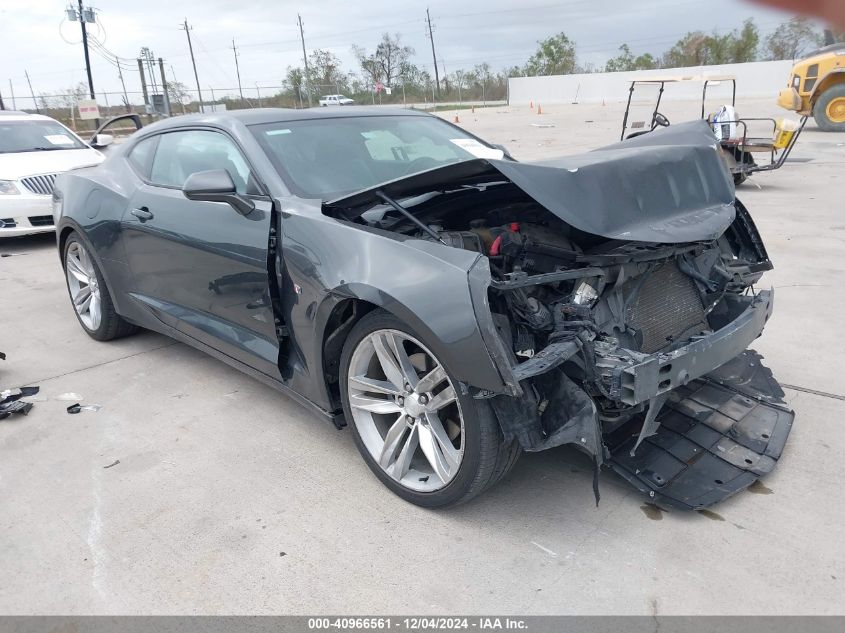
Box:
[1,98,844,615]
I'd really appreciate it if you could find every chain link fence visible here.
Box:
[6,80,508,133]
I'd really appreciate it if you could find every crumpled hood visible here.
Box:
[0,148,104,180]
[493,120,737,243]
[328,120,737,244]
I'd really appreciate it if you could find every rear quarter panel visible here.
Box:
[55,154,138,318]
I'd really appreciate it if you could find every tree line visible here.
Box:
[275,16,836,105]
[39,15,841,116]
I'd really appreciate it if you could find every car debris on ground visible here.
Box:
[0,385,39,420]
[66,403,103,414]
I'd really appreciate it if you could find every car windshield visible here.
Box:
[250,115,503,199]
[0,120,87,153]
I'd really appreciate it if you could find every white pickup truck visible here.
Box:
[319,94,355,107]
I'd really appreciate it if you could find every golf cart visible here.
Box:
[620,75,807,185]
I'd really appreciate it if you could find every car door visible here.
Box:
[120,128,280,377]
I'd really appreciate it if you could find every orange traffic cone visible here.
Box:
[454,114,460,123]
[537,104,542,115]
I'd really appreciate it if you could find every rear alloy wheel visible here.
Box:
[340,310,519,507]
[63,233,137,341]
[65,240,102,332]
[813,85,845,133]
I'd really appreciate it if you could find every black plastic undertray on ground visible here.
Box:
[605,351,794,511]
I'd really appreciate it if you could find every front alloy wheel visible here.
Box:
[347,328,465,492]
[339,309,520,507]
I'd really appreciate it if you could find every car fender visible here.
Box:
[309,276,512,407]
[274,204,512,408]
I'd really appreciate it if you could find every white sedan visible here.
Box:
[0,111,106,237]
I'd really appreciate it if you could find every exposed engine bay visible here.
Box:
[363,181,770,409]
[326,121,794,510]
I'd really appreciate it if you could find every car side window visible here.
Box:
[148,130,255,194]
[127,135,158,178]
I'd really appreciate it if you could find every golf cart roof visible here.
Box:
[629,74,737,84]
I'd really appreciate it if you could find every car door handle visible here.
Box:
[131,207,154,221]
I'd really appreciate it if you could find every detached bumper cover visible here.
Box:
[606,351,794,510]
[614,290,774,406]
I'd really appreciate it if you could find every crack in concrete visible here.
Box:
[782,384,845,402]
[27,342,179,385]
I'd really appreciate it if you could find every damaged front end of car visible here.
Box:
[471,208,793,511]
[326,121,794,510]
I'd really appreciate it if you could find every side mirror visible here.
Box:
[182,169,255,216]
[91,133,114,149]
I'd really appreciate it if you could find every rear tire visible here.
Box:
[723,147,755,187]
[813,85,845,133]
[339,309,519,507]
[63,232,138,341]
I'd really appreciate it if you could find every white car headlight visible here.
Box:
[0,180,21,195]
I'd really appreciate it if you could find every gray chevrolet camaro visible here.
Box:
[53,108,794,510]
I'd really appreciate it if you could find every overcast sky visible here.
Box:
[1,0,804,104]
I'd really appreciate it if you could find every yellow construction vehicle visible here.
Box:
[778,43,845,132]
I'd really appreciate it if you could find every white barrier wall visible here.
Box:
[508,60,796,105]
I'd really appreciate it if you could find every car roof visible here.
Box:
[0,111,58,122]
[134,106,431,135]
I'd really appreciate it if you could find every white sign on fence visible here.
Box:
[77,99,100,120]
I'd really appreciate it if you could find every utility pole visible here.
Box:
[24,70,39,113]
[76,0,95,101]
[141,48,158,96]
[426,7,440,98]
[180,19,204,112]
[170,64,187,114]
[297,14,312,107]
[115,55,130,112]
[158,58,171,116]
[231,38,245,104]
[137,58,150,113]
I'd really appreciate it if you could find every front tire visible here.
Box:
[63,232,137,341]
[339,309,519,507]
[813,85,845,132]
